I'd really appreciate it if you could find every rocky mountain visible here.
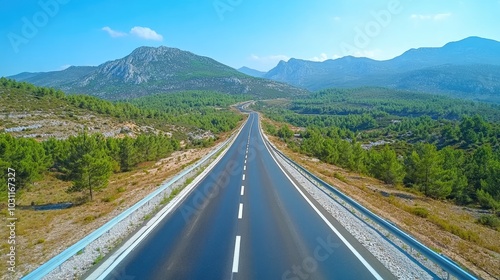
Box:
[237,66,266,77]
[264,37,500,102]
[9,46,307,100]
[265,56,387,90]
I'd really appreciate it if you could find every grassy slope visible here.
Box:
[0,81,248,277]
[0,85,172,140]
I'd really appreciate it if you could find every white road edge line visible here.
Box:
[89,115,250,280]
[238,203,243,219]
[232,236,241,273]
[242,174,245,181]
[244,165,246,171]
[259,121,384,280]
[241,185,245,196]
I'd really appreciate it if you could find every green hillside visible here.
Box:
[0,78,248,203]
[9,46,308,100]
[256,87,500,209]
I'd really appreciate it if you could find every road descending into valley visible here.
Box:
[92,112,395,280]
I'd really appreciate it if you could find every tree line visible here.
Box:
[1,78,248,201]
[268,125,500,211]
[1,132,179,201]
[0,78,245,135]
[257,87,500,212]
[289,87,500,122]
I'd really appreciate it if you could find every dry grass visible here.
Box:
[0,92,177,141]
[0,124,240,278]
[262,116,500,280]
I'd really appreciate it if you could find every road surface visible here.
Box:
[95,112,395,280]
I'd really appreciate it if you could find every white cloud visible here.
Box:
[102,26,127,38]
[130,26,163,41]
[410,13,452,21]
[310,53,329,62]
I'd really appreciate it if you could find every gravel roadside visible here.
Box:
[265,136,451,279]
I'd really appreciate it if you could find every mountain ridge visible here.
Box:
[11,66,97,88]
[9,46,307,100]
[237,66,266,77]
[262,36,500,102]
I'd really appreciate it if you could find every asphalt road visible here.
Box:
[97,112,395,280]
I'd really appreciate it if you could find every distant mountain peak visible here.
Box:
[450,36,498,44]
[124,46,188,64]
[10,45,307,99]
[262,36,500,102]
[393,36,500,68]
[130,45,186,54]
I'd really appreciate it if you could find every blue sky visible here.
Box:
[1,0,499,77]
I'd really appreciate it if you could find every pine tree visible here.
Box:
[369,145,405,185]
[479,158,500,209]
[65,131,113,200]
[277,125,293,139]
[441,147,470,204]
[405,144,452,199]
[70,149,112,201]
[43,137,70,170]
[6,136,50,187]
[351,141,367,173]
[119,137,137,171]
[465,145,493,194]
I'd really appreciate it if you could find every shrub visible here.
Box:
[93,254,104,265]
[333,172,348,183]
[477,215,500,230]
[476,189,500,212]
[101,195,116,203]
[410,207,429,218]
[83,215,95,223]
[35,238,45,245]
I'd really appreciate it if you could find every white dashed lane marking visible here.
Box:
[238,203,243,219]
[232,236,241,273]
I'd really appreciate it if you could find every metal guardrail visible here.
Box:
[264,137,478,280]
[21,130,240,280]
